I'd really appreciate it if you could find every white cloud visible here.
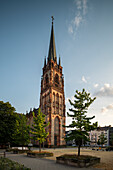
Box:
[73,13,82,29]
[83,0,88,15]
[94,84,99,88]
[94,83,113,97]
[82,76,87,83]
[101,107,108,114]
[68,0,88,36]
[101,103,113,114]
[75,0,82,10]
[107,103,113,110]
[68,25,73,34]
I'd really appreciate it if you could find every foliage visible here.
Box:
[58,154,98,160]
[106,146,113,151]
[12,148,29,154]
[65,89,97,156]
[12,114,30,148]
[110,133,113,146]
[98,133,107,146]
[0,101,17,145]
[0,157,30,170]
[30,108,49,152]
[27,151,53,157]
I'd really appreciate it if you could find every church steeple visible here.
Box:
[44,56,46,67]
[40,18,66,147]
[59,56,61,66]
[48,16,57,63]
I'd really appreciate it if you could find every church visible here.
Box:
[27,18,66,147]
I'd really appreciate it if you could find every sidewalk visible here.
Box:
[6,152,100,170]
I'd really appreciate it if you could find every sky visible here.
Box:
[0,0,113,128]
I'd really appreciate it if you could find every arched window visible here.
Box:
[60,96,62,104]
[54,117,59,135]
[53,93,55,103]
[56,93,59,102]
[56,93,59,114]
[54,74,59,86]
[45,74,49,84]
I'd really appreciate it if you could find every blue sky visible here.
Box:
[0,0,113,127]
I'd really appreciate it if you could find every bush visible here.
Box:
[106,146,113,151]
[27,151,53,157]
[0,157,31,170]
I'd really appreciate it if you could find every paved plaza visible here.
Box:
[6,151,100,170]
[1,148,112,170]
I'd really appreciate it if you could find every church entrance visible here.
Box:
[54,135,57,146]
[54,117,60,146]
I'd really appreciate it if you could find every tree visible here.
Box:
[0,101,17,145]
[65,89,97,156]
[98,133,107,147]
[30,108,49,152]
[110,133,113,146]
[12,114,30,149]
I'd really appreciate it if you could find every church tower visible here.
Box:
[40,17,65,146]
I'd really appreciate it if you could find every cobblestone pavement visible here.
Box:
[6,152,101,170]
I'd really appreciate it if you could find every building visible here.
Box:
[89,126,113,146]
[39,18,66,147]
[27,18,66,147]
[65,126,113,147]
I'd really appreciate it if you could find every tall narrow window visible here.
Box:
[54,117,59,135]
[54,74,59,87]
[45,74,49,84]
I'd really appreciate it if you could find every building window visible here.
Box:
[54,117,59,135]
[54,74,59,86]
[45,74,49,84]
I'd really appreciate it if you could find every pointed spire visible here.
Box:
[48,16,57,62]
[44,56,46,67]
[59,55,61,66]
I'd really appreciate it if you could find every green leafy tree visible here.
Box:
[110,133,113,146]
[30,108,49,152]
[0,101,17,145]
[12,114,30,149]
[98,133,107,147]
[65,89,97,156]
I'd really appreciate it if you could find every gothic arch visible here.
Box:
[45,74,49,84]
[56,93,59,102]
[54,73,59,86]
[54,116,60,146]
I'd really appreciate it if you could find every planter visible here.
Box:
[27,151,53,158]
[13,149,29,154]
[56,154,100,168]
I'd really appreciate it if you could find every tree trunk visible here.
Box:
[43,142,44,150]
[78,145,81,156]
[39,143,41,153]
[22,146,23,151]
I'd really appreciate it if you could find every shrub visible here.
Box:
[0,157,30,170]
[27,151,53,157]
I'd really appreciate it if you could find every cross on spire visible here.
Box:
[51,16,54,24]
[48,16,57,62]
